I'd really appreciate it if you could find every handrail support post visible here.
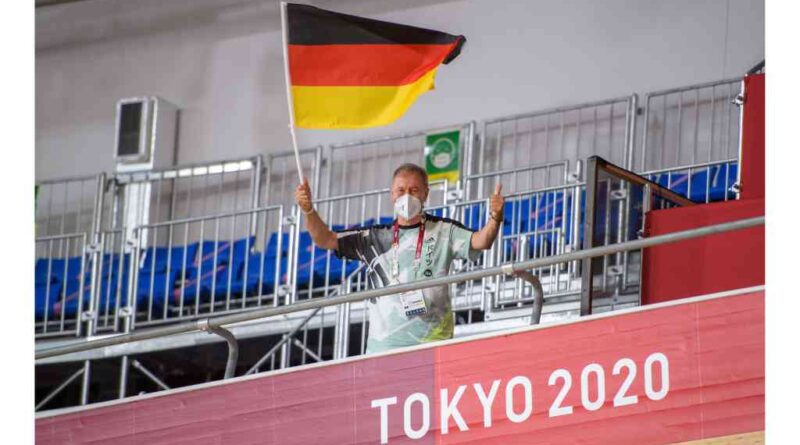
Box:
[198,319,239,379]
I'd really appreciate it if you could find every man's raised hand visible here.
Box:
[295,177,314,214]
[490,183,504,222]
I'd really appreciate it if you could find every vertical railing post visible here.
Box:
[625,94,638,171]
[118,354,130,399]
[461,121,476,202]
[80,360,91,405]
[250,155,263,221]
[476,123,487,201]
[82,173,106,338]
[580,157,599,316]
[734,79,746,199]
[638,183,653,307]
[640,94,652,172]
[333,300,351,360]
[313,145,324,198]
[284,206,300,306]
[251,155,263,209]
[126,227,142,332]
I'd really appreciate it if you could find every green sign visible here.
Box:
[424,129,460,184]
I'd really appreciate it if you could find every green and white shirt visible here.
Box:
[335,214,480,354]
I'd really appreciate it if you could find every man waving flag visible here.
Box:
[282,3,466,129]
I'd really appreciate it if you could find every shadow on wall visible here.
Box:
[36,0,465,51]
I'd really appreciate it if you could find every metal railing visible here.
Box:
[580,156,697,315]
[36,216,764,364]
[463,160,572,201]
[642,158,739,204]
[260,146,323,209]
[34,216,764,411]
[109,156,263,232]
[127,205,289,330]
[35,173,105,237]
[638,78,743,173]
[479,95,637,175]
[324,122,476,197]
[35,232,90,338]
[33,77,748,345]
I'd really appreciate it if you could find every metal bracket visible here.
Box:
[80,311,97,322]
[610,189,628,200]
[732,94,745,107]
[608,265,624,276]
[123,238,138,254]
[118,306,133,318]
[446,189,463,202]
[85,243,102,254]
[277,284,291,297]
[282,215,297,226]
[730,183,741,194]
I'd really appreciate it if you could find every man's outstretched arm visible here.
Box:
[471,183,504,250]
[295,178,338,251]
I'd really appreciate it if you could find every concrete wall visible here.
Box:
[35,0,764,181]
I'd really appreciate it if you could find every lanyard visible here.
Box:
[392,217,425,277]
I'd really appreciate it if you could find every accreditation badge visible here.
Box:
[399,290,428,318]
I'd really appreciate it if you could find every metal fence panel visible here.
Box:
[110,156,263,232]
[638,78,742,172]
[35,233,89,338]
[479,96,635,176]
[127,206,288,329]
[325,122,475,198]
[260,147,323,209]
[35,175,104,237]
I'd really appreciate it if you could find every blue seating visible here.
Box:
[265,232,288,257]
[140,243,199,273]
[175,237,255,304]
[35,282,63,320]
[39,257,83,284]
[709,163,738,201]
[35,259,59,285]
[229,254,288,297]
[135,268,180,308]
[647,163,738,203]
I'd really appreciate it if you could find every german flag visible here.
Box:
[285,3,465,129]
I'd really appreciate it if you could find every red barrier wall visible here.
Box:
[36,290,764,445]
[641,198,764,305]
[740,73,765,200]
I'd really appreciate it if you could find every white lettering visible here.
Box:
[441,385,469,434]
[580,363,605,411]
[644,352,670,400]
[371,396,397,444]
[505,376,533,423]
[548,369,574,417]
[473,380,501,427]
[403,392,430,439]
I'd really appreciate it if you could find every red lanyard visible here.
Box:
[392,218,426,262]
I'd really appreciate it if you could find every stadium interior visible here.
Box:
[33,1,766,443]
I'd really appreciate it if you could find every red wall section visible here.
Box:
[641,198,764,305]
[37,291,765,445]
[740,73,765,200]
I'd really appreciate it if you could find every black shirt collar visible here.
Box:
[395,213,426,229]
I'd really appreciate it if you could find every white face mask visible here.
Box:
[394,194,423,220]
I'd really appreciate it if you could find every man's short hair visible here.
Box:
[392,163,429,188]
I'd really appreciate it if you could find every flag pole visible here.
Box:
[280,1,305,183]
